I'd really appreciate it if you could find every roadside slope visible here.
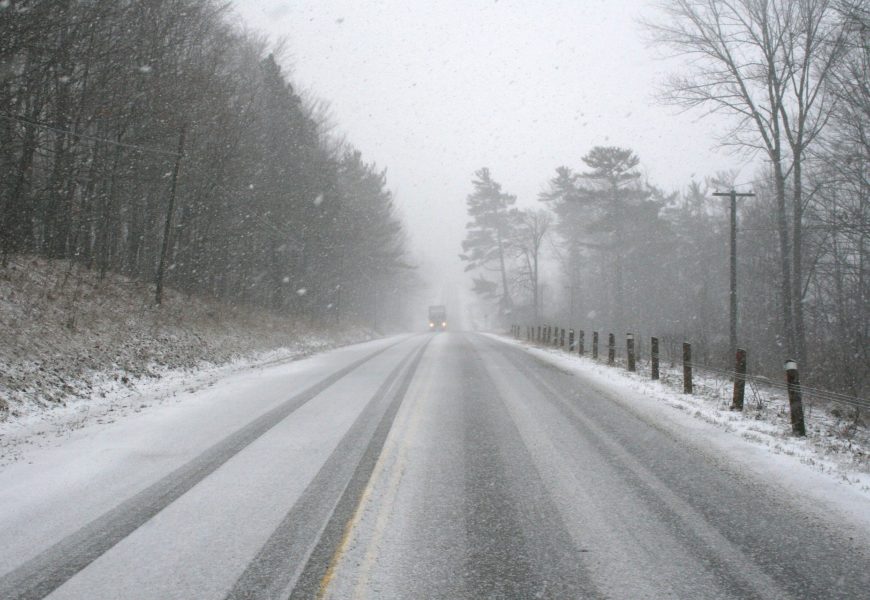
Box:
[0,256,376,452]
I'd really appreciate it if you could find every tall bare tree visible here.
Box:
[645,0,850,370]
[512,209,552,319]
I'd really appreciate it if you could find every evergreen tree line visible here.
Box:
[464,141,866,397]
[462,1,867,396]
[0,0,412,326]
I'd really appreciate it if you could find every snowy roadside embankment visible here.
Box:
[0,257,378,465]
[489,333,870,529]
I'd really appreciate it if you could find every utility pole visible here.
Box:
[713,189,755,358]
[155,125,186,305]
[566,283,575,325]
[540,282,546,321]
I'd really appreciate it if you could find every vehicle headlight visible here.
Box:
[442,321,447,327]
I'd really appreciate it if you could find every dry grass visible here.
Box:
[0,255,372,420]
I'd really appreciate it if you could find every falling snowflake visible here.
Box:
[137,65,152,74]
[296,288,307,296]
[313,193,324,206]
[282,276,290,284]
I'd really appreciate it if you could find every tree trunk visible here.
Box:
[3,123,39,255]
[533,250,539,319]
[792,160,807,369]
[496,228,513,311]
[612,181,625,328]
[155,126,186,305]
[774,161,796,357]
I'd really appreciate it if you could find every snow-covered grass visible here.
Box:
[0,256,377,464]
[490,333,870,528]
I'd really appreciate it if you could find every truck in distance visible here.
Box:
[428,305,447,331]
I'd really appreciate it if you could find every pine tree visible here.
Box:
[460,168,519,315]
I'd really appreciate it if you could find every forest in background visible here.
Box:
[462,0,867,398]
[0,0,415,330]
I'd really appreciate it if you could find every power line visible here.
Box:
[0,112,182,158]
[730,180,757,189]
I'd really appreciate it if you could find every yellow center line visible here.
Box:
[351,371,429,599]
[316,348,434,599]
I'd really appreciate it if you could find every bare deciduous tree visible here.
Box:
[644,0,850,371]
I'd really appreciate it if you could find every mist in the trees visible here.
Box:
[450,1,867,398]
[0,0,416,330]
[1,0,866,397]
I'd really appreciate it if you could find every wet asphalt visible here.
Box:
[1,332,868,599]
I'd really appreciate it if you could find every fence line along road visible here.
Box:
[512,323,869,435]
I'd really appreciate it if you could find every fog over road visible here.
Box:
[1,334,867,599]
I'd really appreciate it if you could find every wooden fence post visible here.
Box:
[578,330,585,355]
[559,328,565,348]
[785,360,806,436]
[651,336,659,380]
[731,348,747,411]
[568,329,575,352]
[627,333,636,372]
[607,333,615,365]
[682,342,693,394]
[592,331,599,359]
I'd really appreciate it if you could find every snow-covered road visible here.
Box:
[1,333,868,599]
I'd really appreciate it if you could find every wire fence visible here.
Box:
[511,324,869,419]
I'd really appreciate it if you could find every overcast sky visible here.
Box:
[232,0,749,296]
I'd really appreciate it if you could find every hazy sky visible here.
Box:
[232,0,749,289]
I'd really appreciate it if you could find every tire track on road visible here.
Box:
[0,337,410,600]
[288,337,431,600]
[483,335,796,599]
[228,336,432,600]
[461,335,601,599]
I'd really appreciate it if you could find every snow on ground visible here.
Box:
[0,256,378,467]
[489,333,870,531]
[0,336,411,581]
